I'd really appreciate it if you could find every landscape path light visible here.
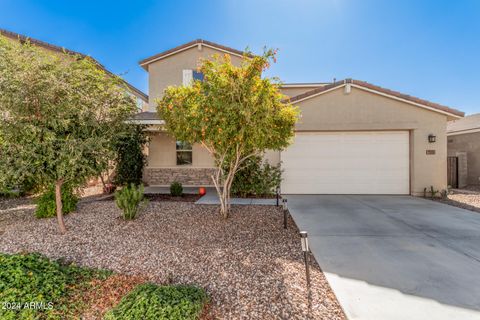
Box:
[282,198,288,229]
[300,230,312,301]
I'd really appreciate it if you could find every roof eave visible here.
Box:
[287,79,464,119]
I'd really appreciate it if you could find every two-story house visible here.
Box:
[132,39,465,195]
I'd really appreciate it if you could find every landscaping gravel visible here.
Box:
[434,186,480,213]
[0,197,344,319]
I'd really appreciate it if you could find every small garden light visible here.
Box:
[300,231,310,290]
[428,134,436,143]
[300,231,309,252]
[282,199,288,229]
[300,231,312,299]
[276,187,280,207]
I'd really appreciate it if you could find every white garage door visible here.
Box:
[281,131,410,194]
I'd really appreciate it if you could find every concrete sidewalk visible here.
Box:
[195,188,278,205]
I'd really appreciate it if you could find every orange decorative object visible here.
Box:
[199,187,206,196]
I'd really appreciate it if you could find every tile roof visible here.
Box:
[131,111,160,121]
[287,79,464,118]
[139,39,251,69]
[447,113,480,133]
[0,28,148,102]
[281,82,330,87]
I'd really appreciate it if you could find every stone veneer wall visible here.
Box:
[143,167,216,186]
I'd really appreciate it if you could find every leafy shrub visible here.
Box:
[35,185,79,218]
[0,189,20,198]
[170,181,183,197]
[0,178,37,198]
[230,155,282,197]
[0,253,111,320]
[114,125,148,186]
[115,184,147,220]
[104,283,208,320]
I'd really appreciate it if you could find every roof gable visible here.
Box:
[288,79,464,119]
[139,39,250,70]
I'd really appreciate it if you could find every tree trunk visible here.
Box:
[55,179,67,234]
[212,167,230,219]
[99,174,107,191]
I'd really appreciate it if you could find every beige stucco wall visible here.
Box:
[291,86,448,195]
[144,46,245,169]
[448,131,480,185]
[146,46,244,111]
[147,132,215,168]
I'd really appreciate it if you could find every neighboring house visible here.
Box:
[447,113,480,186]
[0,29,148,108]
[135,39,464,196]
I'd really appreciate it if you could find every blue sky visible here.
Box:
[2,0,479,114]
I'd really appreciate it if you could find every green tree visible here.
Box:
[158,50,298,218]
[0,36,136,233]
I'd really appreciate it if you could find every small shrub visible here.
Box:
[35,185,79,218]
[429,185,439,198]
[440,189,448,199]
[230,155,282,197]
[104,283,208,320]
[0,188,20,198]
[170,181,183,197]
[0,253,111,320]
[115,184,147,220]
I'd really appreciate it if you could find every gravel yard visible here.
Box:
[0,197,344,319]
[434,186,480,213]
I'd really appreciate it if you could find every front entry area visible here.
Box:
[281,131,410,194]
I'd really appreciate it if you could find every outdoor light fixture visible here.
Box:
[428,134,436,143]
[282,199,288,229]
[300,231,309,252]
[300,231,312,299]
[276,187,280,207]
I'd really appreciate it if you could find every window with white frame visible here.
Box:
[176,141,192,165]
[183,69,204,86]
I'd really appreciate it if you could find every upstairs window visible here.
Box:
[183,69,204,86]
[176,141,192,165]
[193,70,204,81]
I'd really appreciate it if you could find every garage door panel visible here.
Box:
[281,131,410,194]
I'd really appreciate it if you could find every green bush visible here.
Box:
[0,253,111,320]
[0,178,37,198]
[0,189,20,198]
[115,184,147,220]
[170,181,183,197]
[230,155,282,197]
[35,185,79,218]
[114,125,148,186]
[104,283,208,320]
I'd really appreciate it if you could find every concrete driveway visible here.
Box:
[285,195,480,320]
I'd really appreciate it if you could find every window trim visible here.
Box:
[176,141,193,166]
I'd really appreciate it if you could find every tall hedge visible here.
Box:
[114,125,148,186]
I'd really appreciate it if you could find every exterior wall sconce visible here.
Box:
[428,134,436,143]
